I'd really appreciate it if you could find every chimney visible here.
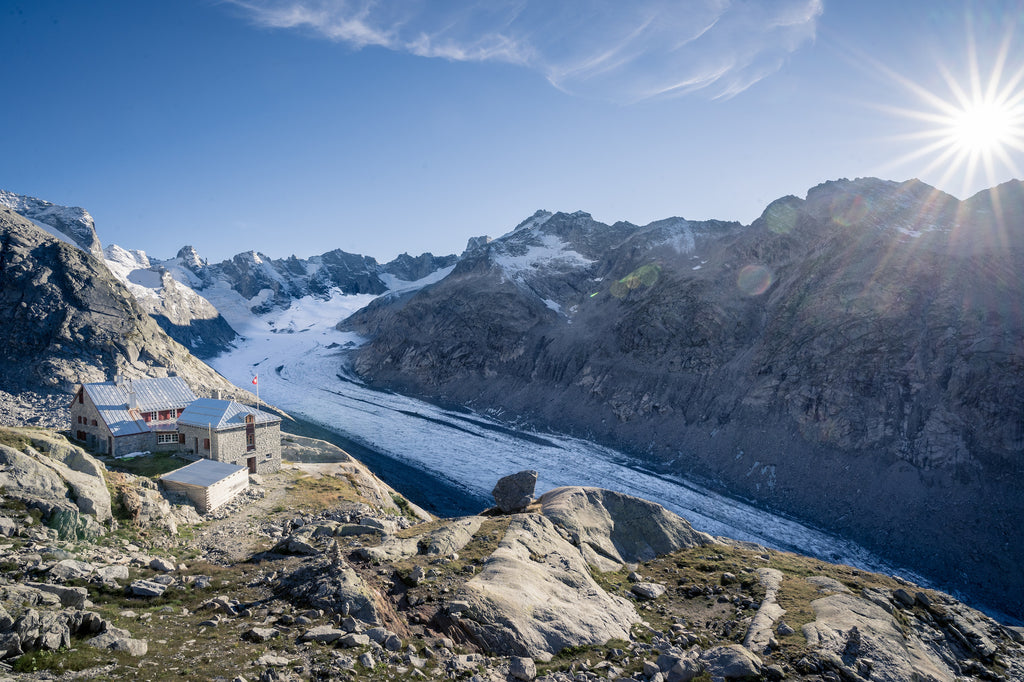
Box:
[114,373,124,388]
[128,386,137,411]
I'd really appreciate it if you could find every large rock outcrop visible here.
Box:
[0,427,110,539]
[451,486,715,655]
[539,486,715,571]
[455,513,637,656]
[343,178,1024,619]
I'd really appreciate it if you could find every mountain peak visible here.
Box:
[176,245,207,271]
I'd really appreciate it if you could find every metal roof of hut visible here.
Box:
[82,376,197,437]
[176,398,280,430]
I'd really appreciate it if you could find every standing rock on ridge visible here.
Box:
[492,471,539,513]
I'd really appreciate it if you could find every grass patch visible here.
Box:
[12,646,129,674]
[0,427,33,451]
[106,451,187,478]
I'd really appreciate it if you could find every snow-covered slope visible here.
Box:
[103,245,239,358]
[0,190,102,256]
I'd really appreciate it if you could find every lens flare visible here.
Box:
[610,264,662,298]
[737,264,773,296]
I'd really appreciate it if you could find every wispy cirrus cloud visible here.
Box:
[224,0,823,102]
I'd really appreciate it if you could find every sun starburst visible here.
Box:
[878,20,1024,196]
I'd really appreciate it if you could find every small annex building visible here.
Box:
[175,398,282,475]
[70,375,197,457]
[161,459,249,514]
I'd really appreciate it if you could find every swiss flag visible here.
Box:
[252,375,258,385]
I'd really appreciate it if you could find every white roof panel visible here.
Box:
[162,458,247,487]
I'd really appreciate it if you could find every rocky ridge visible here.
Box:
[0,191,102,257]
[0,207,240,406]
[342,178,1024,620]
[0,425,1022,681]
[156,244,458,318]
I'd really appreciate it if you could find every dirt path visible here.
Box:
[188,467,294,563]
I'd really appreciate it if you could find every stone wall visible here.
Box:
[69,389,113,454]
[177,422,281,474]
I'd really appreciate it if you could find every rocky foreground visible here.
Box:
[0,426,1022,682]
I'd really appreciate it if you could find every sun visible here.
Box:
[949,99,1018,154]
[877,24,1024,196]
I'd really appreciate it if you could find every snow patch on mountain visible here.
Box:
[494,233,595,276]
[379,264,456,295]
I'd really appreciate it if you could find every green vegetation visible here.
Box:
[105,451,186,478]
[0,427,33,451]
[12,646,129,674]
[391,493,420,521]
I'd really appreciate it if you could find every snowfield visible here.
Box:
[210,279,929,586]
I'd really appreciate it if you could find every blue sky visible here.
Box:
[4,1,1024,263]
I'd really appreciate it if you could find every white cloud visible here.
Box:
[224,0,822,101]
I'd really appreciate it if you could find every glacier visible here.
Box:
[210,281,930,587]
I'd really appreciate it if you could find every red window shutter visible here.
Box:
[179,433,185,444]
[204,438,210,449]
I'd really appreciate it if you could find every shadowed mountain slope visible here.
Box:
[343,178,1024,620]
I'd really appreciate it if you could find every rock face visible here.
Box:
[0,427,111,539]
[0,207,238,401]
[343,178,1024,618]
[455,513,638,656]
[539,487,714,571]
[492,470,538,513]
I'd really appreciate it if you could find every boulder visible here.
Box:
[128,579,168,597]
[339,633,370,647]
[0,631,22,659]
[699,645,762,680]
[96,564,130,583]
[272,534,321,556]
[492,470,538,513]
[0,516,18,537]
[49,558,96,581]
[25,582,88,609]
[631,582,666,600]
[299,625,345,644]
[509,656,537,681]
[150,557,176,572]
[46,508,103,541]
[87,626,148,656]
[539,487,715,570]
